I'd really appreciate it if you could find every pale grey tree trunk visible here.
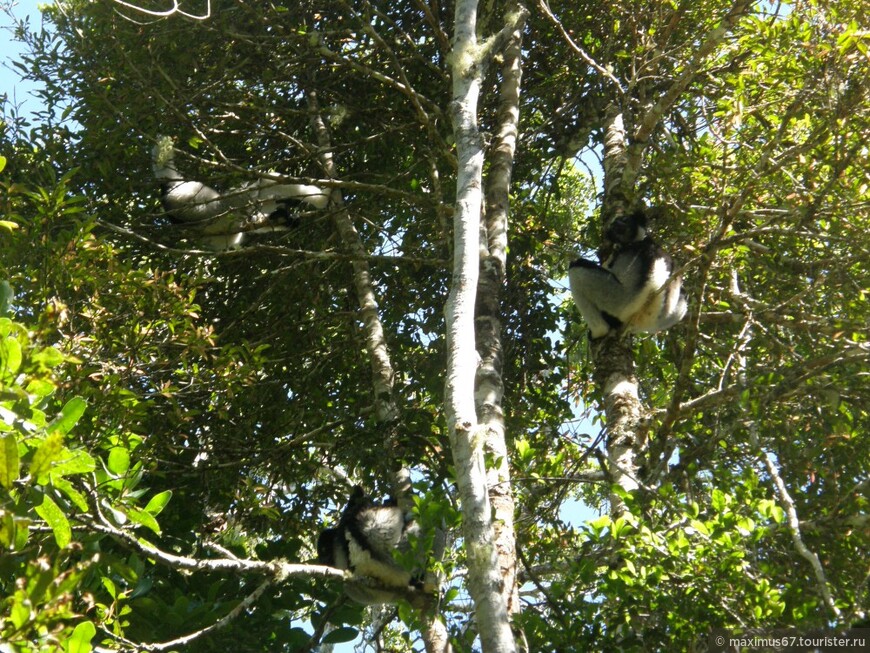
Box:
[444,0,518,650]
[477,0,526,637]
[592,1,754,516]
[308,88,450,651]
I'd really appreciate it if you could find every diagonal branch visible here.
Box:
[82,514,342,580]
[305,86,413,510]
[97,576,275,652]
[632,0,754,144]
[537,0,623,94]
[751,433,842,620]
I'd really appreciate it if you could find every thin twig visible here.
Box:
[537,0,623,94]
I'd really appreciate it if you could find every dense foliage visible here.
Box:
[1,0,867,650]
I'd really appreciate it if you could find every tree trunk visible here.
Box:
[595,107,644,515]
[307,88,450,649]
[444,0,517,650]
[477,0,526,637]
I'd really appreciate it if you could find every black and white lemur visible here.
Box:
[317,486,429,605]
[151,135,329,250]
[569,209,687,338]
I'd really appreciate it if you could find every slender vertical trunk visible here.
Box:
[445,1,517,650]
[308,88,450,649]
[593,2,753,516]
[601,108,629,220]
[477,0,526,638]
[306,89,412,502]
[596,107,643,515]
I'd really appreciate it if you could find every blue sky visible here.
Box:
[1,0,45,121]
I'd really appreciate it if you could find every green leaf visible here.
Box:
[107,447,130,475]
[34,491,72,548]
[48,397,87,436]
[64,620,96,653]
[515,438,533,463]
[13,515,30,549]
[32,346,65,369]
[689,519,711,537]
[0,155,6,173]
[322,627,359,644]
[101,576,117,599]
[711,488,726,512]
[52,476,89,512]
[51,448,97,477]
[286,627,312,647]
[0,510,30,550]
[736,516,755,536]
[0,280,12,315]
[128,576,153,600]
[26,377,57,400]
[0,432,19,489]
[10,598,30,629]
[144,490,172,515]
[30,433,65,483]
[588,515,611,537]
[128,507,162,535]
[0,334,23,376]
[769,504,785,524]
[0,510,12,548]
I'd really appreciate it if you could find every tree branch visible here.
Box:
[751,431,842,620]
[632,0,753,145]
[537,0,623,94]
[99,576,275,652]
[81,515,343,581]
